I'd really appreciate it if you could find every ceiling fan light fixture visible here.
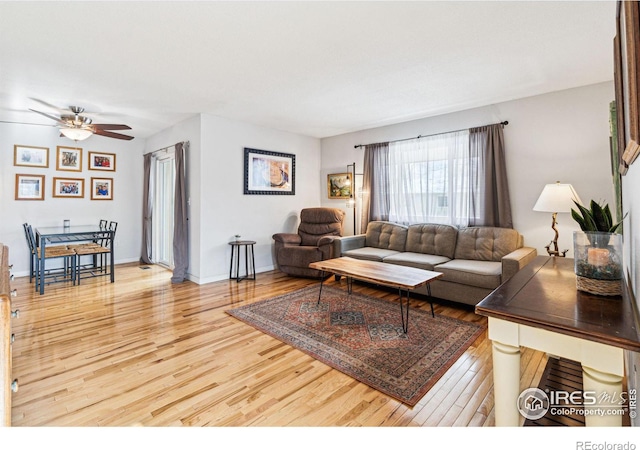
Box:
[60,127,93,141]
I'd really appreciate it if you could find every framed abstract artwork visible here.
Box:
[327,173,353,199]
[15,174,45,200]
[244,147,295,195]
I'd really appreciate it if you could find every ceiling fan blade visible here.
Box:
[0,120,57,127]
[91,124,132,131]
[29,108,65,125]
[93,129,134,140]
[29,98,67,113]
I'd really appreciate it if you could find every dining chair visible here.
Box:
[74,222,115,283]
[23,224,76,291]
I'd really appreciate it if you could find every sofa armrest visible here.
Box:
[501,247,538,282]
[334,234,366,256]
[272,233,302,246]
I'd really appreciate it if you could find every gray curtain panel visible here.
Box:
[361,142,390,232]
[468,123,513,228]
[140,152,153,264]
[171,141,189,283]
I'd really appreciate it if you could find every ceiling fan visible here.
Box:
[30,105,134,141]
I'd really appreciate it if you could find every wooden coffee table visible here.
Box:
[309,257,443,333]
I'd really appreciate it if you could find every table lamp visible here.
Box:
[533,181,582,257]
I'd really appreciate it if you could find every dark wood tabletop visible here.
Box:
[475,255,640,352]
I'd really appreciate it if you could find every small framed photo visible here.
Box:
[88,151,116,171]
[244,147,295,195]
[14,145,49,168]
[327,173,353,199]
[15,174,45,200]
[91,177,113,200]
[52,177,84,198]
[56,146,83,172]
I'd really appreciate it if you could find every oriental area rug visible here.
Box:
[226,285,485,406]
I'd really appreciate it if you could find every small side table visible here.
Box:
[229,240,256,282]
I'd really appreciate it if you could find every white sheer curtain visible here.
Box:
[387,130,474,227]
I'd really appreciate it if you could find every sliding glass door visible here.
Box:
[153,150,175,268]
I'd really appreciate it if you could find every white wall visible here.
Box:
[197,114,323,283]
[144,114,324,284]
[320,82,616,257]
[0,123,144,277]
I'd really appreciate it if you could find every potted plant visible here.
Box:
[571,200,625,296]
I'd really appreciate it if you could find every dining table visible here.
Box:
[35,224,115,295]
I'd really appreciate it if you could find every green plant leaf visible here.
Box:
[590,200,608,231]
[571,208,588,231]
[574,201,597,231]
[602,204,613,230]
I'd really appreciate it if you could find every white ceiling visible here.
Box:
[0,1,617,140]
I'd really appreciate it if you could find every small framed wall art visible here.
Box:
[244,147,295,195]
[52,177,84,198]
[56,146,83,172]
[88,151,116,171]
[15,174,45,200]
[14,145,49,168]
[327,173,353,199]
[90,177,113,200]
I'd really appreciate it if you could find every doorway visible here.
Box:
[152,149,175,269]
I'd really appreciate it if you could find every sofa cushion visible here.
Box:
[343,247,401,262]
[435,259,502,289]
[406,224,458,259]
[364,221,407,252]
[454,227,520,262]
[383,252,451,271]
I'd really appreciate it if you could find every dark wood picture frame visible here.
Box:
[243,148,295,195]
[616,1,640,169]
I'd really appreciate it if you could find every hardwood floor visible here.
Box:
[8,262,547,427]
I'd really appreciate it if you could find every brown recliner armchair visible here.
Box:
[273,207,345,278]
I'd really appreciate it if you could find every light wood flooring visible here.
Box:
[8,262,548,427]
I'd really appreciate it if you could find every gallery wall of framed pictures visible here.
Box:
[12,144,116,201]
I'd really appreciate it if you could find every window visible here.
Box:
[387,130,476,227]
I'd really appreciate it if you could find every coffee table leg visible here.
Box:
[399,288,409,334]
[347,276,353,294]
[427,284,435,318]
[317,271,325,305]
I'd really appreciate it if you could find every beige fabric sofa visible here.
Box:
[334,221,537,306]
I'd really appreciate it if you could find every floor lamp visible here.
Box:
[346,162,356,235]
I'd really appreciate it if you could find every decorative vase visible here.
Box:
[573,231,623,296]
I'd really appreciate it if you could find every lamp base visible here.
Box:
[545,242,568,257]
[545,212,568,257]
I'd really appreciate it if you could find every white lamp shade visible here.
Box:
[60,127,93,141]
[533,182,583,213]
